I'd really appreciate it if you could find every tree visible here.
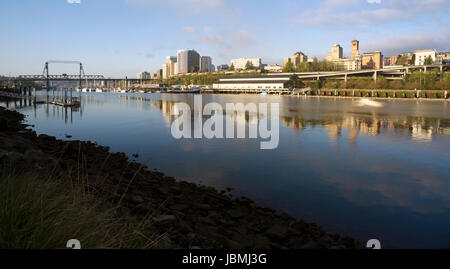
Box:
[229,63,235,71]
[245,61,254,70]
[396,56,411,66]
[424,56,434,65]
[283,61,295,72]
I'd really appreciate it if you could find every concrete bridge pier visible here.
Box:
[373,71,378,82]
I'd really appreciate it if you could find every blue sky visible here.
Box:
[1,0,449,77]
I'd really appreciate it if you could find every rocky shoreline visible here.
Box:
[0,105,363,249]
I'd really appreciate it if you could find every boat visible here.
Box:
[357,98,383,107]
[95,88,102,93]
[81,88,88,93]
[261,91,268,95]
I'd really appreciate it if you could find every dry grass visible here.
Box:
[0,170,169,249]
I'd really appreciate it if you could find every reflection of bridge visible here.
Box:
[14,61,151,89]
[280,63,450,82]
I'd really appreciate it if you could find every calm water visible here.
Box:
[2,92,450,248]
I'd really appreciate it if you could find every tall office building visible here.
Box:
[200,56,213,72]
[166,56,177,76]
[283,52,308,68]
[351,40,360,59]
[326,44,343,61]
[162,63,169,79]
[177,49,200,74]
[137,71,151,80]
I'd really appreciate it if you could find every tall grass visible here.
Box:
[0,170,168,249]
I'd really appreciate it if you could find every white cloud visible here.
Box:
[125,0,224,8]
[67,0,81,4]
[363,30,450,54]
[234,29,255,45]
[182,26,196,34]
[293,0,450,26]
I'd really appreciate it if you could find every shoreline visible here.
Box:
[0,105,363,249]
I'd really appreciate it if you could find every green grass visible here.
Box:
[0,170,168,249]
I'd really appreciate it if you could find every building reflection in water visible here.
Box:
[127,96,449,145]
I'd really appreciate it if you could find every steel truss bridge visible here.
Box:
[13,61,150,89]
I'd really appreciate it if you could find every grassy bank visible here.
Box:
[0,170,168,249]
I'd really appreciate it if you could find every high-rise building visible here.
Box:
[351,40,360,59]
[326,44,343,61]
[324,41,361,71]
[156,69,163,79]
[216,64,229,72]
[200,56,213,72]
[230,58,261,70]
[137,71,151,80]
[283,52,308,68]
[177,49,200,74]
[166,56,178,76]
[162,63,169,79]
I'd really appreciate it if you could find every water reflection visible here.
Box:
[2,93,450,248]
[118,95,448,144]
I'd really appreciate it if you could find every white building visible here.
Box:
[414,50,436,66]
[213,75,292,90]
[230,58,262,70]
[200,56,213,72]
[263,64,282,72]
[137,71,151,80]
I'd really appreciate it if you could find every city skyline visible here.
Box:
[1,0,449,77]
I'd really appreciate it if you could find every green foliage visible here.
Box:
[282,61,295,72]
[245,61,255,70]
[293,59,344,72]
[396,56,412,66]
[424,56,434,65]
[154,72,264,86]
[0,171,167,249]
[229,63,235,71]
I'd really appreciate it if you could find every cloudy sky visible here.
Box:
[1,0,449,77]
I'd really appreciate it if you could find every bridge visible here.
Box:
[9,60,151,89]
[279,64,450,82]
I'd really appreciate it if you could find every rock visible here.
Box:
[300,240,321,249]
[224,239,242,249]
[170,204,190,211]
[265,224,289,240]
[0,119,7,131]
[197,203,212,210]
[227,209,245,219]
[253,235,272,249]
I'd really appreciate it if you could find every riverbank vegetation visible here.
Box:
[306,71,450,91]
[0,170,167,249]
[152,68,449,91]
[283,58,345,73]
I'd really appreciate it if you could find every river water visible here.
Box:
[2,92,450,248]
